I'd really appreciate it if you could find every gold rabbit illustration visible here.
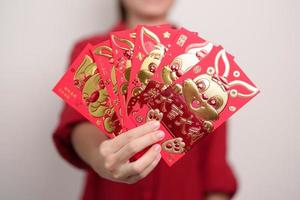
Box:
[131,27,166,97]
[162,41,213,86]
[180,49,259,132]
[111,34,135,96]
[73,55,97,90]
[161,49,259,154]
[94,45,118,93]
[73,50,118,133]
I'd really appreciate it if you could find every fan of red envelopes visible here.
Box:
[53,24,259,166]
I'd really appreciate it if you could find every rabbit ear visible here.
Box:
[111,35,134,51]
[228,80,259,98]
[140,27,161,54]
[74,55,95,79]
[215,49,230,77]
[185,42,211,53]
[94,45,113,58]
[185,42,213,60]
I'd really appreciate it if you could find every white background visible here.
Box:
[1,0,299,199]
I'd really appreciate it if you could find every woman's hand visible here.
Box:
[90,120,164,184]
[72,120,164,184]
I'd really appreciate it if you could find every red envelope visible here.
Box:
[53,25,260,167]
[110,29,136,121]
[125,24,179,127]
[53,44,122,138]
[151,28,212,85]
[92,40,127,128]
[127,45,259,166]
[126,28,214,127]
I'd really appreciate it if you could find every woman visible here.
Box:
[53,0,237,199]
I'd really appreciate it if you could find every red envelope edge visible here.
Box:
[125,25,180,126]
[92,40,127,128]
[110,28,136,121]
[53,44,123,139]
[127,45,260,166]
[151,27,209,86]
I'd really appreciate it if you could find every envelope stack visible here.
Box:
[53,24,259,166]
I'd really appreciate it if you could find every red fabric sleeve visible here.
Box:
[53,104,89,169]
[202,122,238,198]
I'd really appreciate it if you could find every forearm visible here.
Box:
[71,122,108,167]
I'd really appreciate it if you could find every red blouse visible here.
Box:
[53,22,238,200]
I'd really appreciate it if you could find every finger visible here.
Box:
[109,120,160,151]
[126,153,162,184]
[115,130,164,163]
[126,144,161,175]
[112,144,161,180]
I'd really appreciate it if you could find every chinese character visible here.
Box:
[174,116,193,135]
[188,127,205,145]
[154,94,173,112]
[167,104,183,120]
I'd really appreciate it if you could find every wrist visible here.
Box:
[87,143,102,170]
[71,122,107,169]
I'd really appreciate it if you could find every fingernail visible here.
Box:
[153,144,161,152]
[155,131,165,140]
[148,120,160,129]
[155,154,162,161]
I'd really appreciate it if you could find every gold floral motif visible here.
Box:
[131,87,143,97]
[104,116,115,133]
[163,31,170,38]
[137,52,144,61]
